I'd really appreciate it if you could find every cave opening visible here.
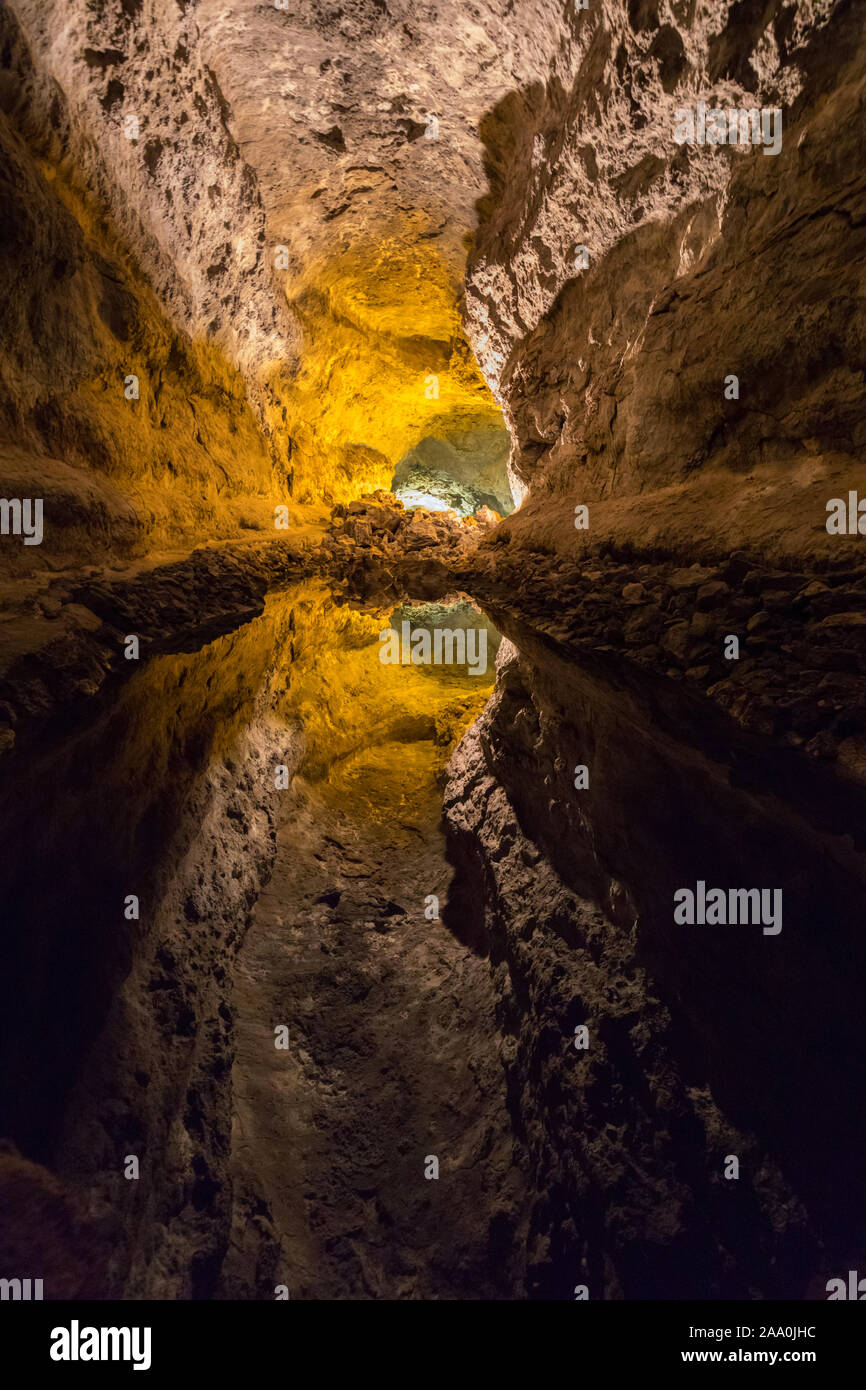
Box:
[391,427,515,518]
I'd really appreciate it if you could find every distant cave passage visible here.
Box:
[391,428,515,517]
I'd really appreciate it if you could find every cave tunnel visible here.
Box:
[391,427,515,517]
[0,0,865,1348]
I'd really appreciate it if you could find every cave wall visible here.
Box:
[0,596,302,1296]
[7,0,860,539]
[4,0,297,376]
[445,621,866,1297]
[0,3,300,557]
[442,2,866,1295]
[0,109,285,560]
[2,0,570,523]
[453,0,866,842]
[190,0,573,503]
[465,0,865,564]
[392,427,513,515]
[276,243,505,505]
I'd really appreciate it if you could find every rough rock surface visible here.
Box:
[320,489,497,596]
[220,774,524,1299]
[0,2,304,555]
[5,2,861,530]
[1,0,865,1306]
[195,0,568,500]
[392,427,514,516]
[0,595,303,1295]
[2,0,541,521]
[444,626,866,1297]
[465,1,865,563]
[458,543,866,778]
[5,0,297,376]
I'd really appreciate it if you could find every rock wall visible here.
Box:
[5,0,297,377]
[444,621,866,1297]
[465,0,864,564]
[1,0,565,522]
[193,0,570,502]
[0,596,302,1296]
[6,0,860,539]
[456,0,866,820]
[0,3,300,557]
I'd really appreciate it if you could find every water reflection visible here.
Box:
[0,581,501,1161]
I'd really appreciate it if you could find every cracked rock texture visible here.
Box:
[0,2,298,556]
[455,0,866,791]
[444,624,866,1297]
[1,0,865,1304]
[5,2,861,532]
[6,0,297,377]
[0,596,302,1296]
[465,0,864,562]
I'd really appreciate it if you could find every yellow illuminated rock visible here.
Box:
[277,227,505,507]
[273,584,496,807]
[0,162,287,563]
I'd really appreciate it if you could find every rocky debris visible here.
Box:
[0,539,311,757]
[318,491,494,598]
[460,544,866,774]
